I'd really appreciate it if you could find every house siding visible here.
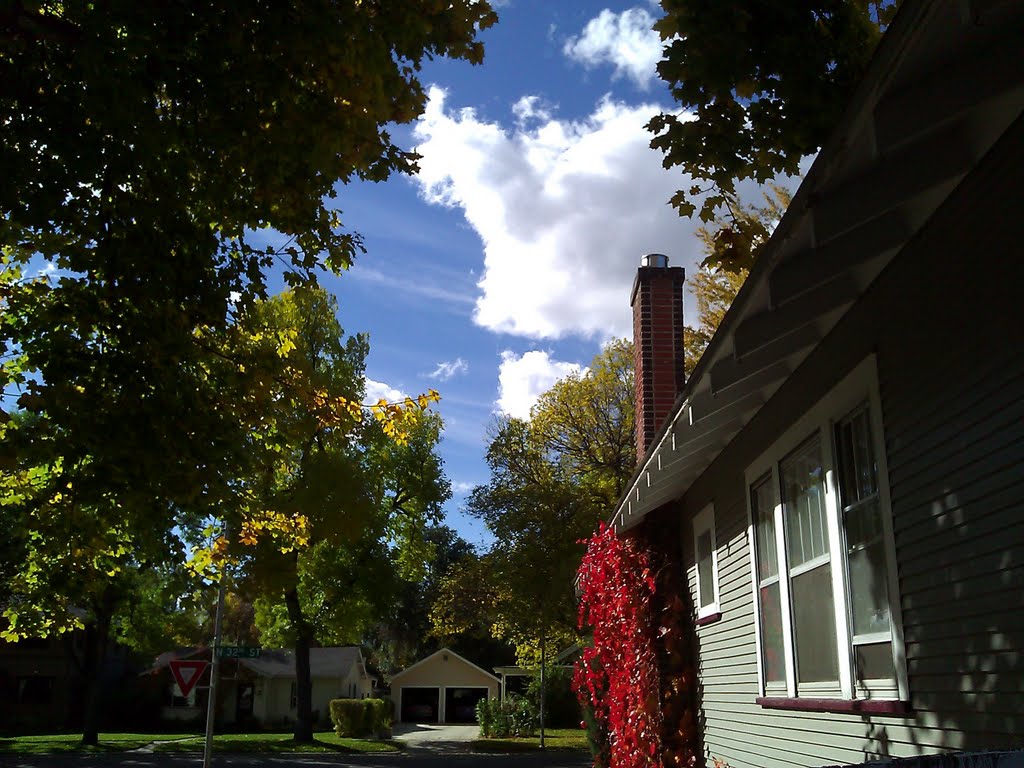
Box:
[674,121,1023,767]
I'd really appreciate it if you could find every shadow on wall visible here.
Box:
[858,148,1024,760]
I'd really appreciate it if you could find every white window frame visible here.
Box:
[693,504,721,619]
[744,356,908,702]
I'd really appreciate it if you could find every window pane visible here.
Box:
[791,564,839,683]
[836,407,878,505]
[751,477,777,582]
[759,581,786,683]
[18,677,53,707]
[855,642,895,682]
[781,436,829,569]
[847,499,891,636]
[697,529,715,609]
[836,407,893,640]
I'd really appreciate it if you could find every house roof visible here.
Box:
[614,0,1024,530]
[238,647,365,679]
[149,646,207,671]
[389,647,501,684]
[146,646,366,680]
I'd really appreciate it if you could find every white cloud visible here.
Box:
[364,378,407,404]
[412,87,700,341]
[452,481,477,495]
[429,358,470,382]
[512,95,552,127]
[349,265,476,310]
[495,350,583,419]
[563,8,663,90]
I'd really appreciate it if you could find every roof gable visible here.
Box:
[389,647,501,684]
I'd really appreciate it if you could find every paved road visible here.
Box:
[1,753,591,768]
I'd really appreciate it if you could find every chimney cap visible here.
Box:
[641,253,669,268]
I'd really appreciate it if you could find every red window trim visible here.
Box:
[694,611,722,627]
[756,697,911,715]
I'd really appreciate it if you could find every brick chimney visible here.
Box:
[631,253,685,461]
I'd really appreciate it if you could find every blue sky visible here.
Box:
[307,1,716,548]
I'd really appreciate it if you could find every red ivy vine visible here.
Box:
[574,522,698,768]
[573,522,661,768]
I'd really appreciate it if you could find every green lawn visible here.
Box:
[472,727,589,752]
[0,733,193,755]
[153,732,401,754]
[0,732,401,755]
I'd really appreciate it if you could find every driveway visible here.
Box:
[391,722,478,752]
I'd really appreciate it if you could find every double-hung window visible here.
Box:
[745,357,907,705]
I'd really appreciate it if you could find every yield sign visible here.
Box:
[168,659,209,698]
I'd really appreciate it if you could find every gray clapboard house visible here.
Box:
[613,1,1024,766]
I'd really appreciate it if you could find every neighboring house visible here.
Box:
[149,646,374,727]
[0,630,132,729]
[389,647,500,724]
[609,1,1023,766]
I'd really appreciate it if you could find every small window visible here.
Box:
[18,676,53,707]
[290,682,297,709]
[693,504,720,619]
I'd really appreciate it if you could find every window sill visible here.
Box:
[756,697,911,715]
[695,611,722,627]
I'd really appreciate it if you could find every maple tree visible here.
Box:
[0,286,440,743]
[365,524,477,674]
[0,0,492,701]
[529,338,636,508]
[647,0,897,221]
[684,185,791,376]
[432,341,636,664]
[198,286,447,743]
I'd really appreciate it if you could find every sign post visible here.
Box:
[203,530,228,768]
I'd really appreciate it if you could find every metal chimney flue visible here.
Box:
[641,253,669,269]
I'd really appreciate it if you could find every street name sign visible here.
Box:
[216,646,262,659]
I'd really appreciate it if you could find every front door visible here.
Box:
[236,683,254,720]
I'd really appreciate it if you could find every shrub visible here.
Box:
[475,696,536,739]
[507,696,536,737]
[476,697,494,738]
[329,698,391,738]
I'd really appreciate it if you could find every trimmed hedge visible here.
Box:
[329,698,391,738]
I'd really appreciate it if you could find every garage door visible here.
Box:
[444,687,489,724]
[400,687,439,723]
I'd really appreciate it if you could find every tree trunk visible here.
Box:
[539,624,546,749]
[80,596,114,746]
[284,586,315,742]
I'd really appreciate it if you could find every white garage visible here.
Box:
[390,648,500,724]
